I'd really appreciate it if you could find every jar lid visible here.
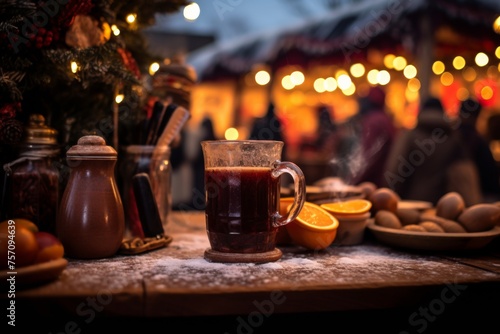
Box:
[25,114,58,145]
[66,135,117,159]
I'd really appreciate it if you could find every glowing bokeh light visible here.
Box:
[126,14,136,24]
[290,71,305,85]
[367,69,379,85]
[440,72,454,86]
[281,75,294,90]
[432,61,445,75]
[462,67,477,82]
[350,63,365,77]
[475,52,489,67]
[452,56,466,70]
[403,65,417,79]
[183,2,201,21]
[225,127,239,140]
[149,62,160,76]
[480,85,494,100]
[324,77,337,92]
[383,54,396,69]
[337,74,352,90]
[407,78,421,92]
[255,70,271,85]
[314,78,326,93]
[377,70,390,85]
[393,56,407,71]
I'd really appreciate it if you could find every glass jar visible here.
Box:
[2,114,60,234]
[120,145,172,238]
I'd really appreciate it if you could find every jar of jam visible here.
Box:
[2,114,60,234]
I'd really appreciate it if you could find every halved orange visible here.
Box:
[320,199,372,217]
[285,201,339,250]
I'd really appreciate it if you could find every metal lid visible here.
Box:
[66,135,117,159]
[24,114,58,145]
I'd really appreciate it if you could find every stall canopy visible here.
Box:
[188,0,500,82]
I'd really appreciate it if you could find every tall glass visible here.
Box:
[201,140,305,257]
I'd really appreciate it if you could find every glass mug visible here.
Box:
[201,140,305,260]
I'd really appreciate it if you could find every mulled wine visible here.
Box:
[205,166,280,253]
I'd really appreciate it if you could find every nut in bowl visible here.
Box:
[320,199,372,245]
[285,201,339,250]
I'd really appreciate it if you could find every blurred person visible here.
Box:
[249,101,286,159]
[300,104,338,157]
[348,86,397,187]
[457,98,500,202]
[383,96,481,206]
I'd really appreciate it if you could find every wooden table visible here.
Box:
[5,211,500,332]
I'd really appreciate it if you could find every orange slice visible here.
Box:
[320,199,372,216]
[285,201,339,250]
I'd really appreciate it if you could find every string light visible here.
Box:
[225,127,239,140]
[184,2,201,21]
[255,70,271,85]
[149,62,160,76]
[111,24,120,36]
[126,14,137,24]
[115,94,124,103]
[70,61,78,73]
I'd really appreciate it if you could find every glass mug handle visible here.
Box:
[271,160,306,227]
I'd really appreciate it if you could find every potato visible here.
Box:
[419,214,467,233]
[402,224,427,232]
[374,210,402,229]
[457,204,500,232]
[396,208,421,226]
[435,192,465,220]
[419,221,445,233]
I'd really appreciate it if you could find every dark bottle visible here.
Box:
[3,114,60,233]
[57,135,125,259]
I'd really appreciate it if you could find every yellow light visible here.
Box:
[335,69,348,79]
[367,69,379,85]
[290,71,305,85]
[350,63,365,78]
[282,75,294,90]
[452,56,466,70]
[111,24,120,36]
[115,94,124,103]
[255,70,271,85]
[184,2,201,21]
[149,62,160,76]
[432,61,445,75]
[225,127,239,140]
[393,56,407,71]
[440,72,454,86]
[494,15,500,33]
[383,54,396,69]
[377,70,390,85]
[462,67,477,82]
[70,61,78,73]
[407,78,421,92]
[337,74,352,90]
[324,77,337,92]
[314,78,326,93]
[341,83,356,96]
[475,52,489,67]
[403,65,417,79]
[496,46,500,59]
[126,14,137,24]
[456,87,469,101]
[481,86,494,100]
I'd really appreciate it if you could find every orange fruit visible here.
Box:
[0,218,39,233]
[33,231,65,264]
[320,199,372,217]
[0,222,39,269]
[285,201,338,250]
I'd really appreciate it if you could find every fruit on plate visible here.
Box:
[285,201,338,250]
[0,219,64,269]
[33,231,65,264]
[368,187,399,214]
[435,192,465,221]
[457,204,500,232]
[0,222,39,269]
[374,210,402,229]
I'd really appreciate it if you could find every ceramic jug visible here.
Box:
[57,135,124,259]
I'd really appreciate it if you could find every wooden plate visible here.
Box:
[0,258,67,288]
[367,221,500,252]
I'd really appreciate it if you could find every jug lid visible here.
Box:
[25,114,58,145]
[67,135,117,159]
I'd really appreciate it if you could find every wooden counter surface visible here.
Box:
[5,211,500,332]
